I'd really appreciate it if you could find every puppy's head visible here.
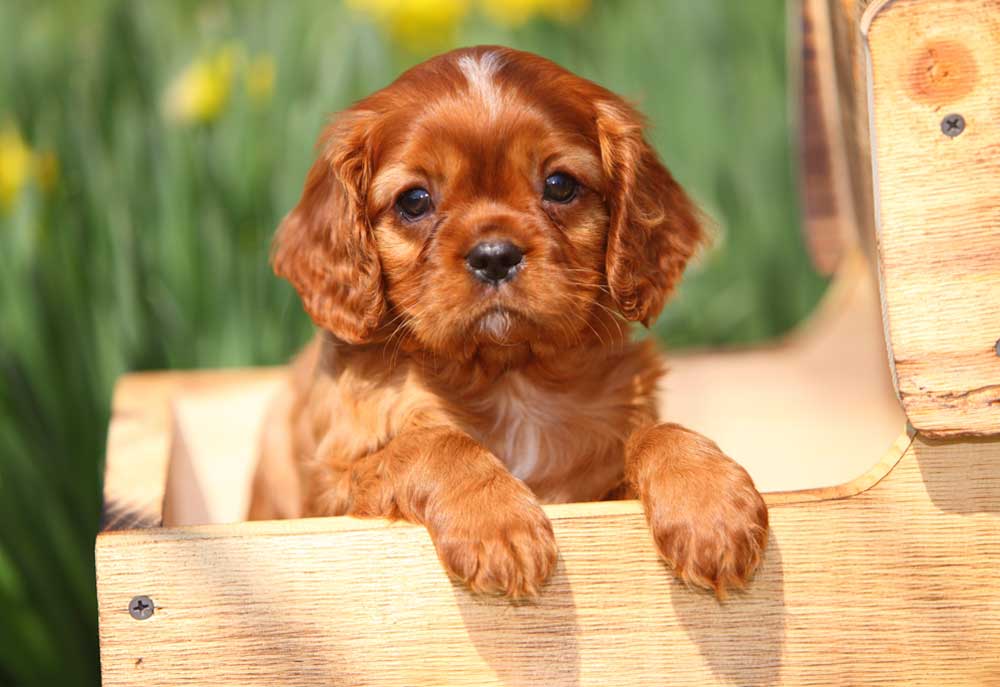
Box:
[274,46,702,358]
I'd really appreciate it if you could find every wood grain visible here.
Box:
[96,432,1000,686]
[864,0,1000,436]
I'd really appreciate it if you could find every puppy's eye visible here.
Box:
[543,173,578,203]
[396,187,432,220]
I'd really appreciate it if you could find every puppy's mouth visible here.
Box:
[472,306,527,341]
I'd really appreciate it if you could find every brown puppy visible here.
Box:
[250,46,768,599]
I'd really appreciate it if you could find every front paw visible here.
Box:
[633,426,769,598]
[427,479,558,599]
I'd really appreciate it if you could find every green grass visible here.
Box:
[0,1,824,684]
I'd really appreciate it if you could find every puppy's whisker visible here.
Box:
[565,267,611,296]
[577,313,607,348]
[385,321,409,370]
[562,290,627,342]
[561,283,622,316]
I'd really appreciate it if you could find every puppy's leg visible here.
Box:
[625,423,768,598]
[315,427,558,599]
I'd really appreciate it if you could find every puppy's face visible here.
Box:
[274,47,702,360]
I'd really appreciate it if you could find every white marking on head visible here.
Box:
[457,51,505,121]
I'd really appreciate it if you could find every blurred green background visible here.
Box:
[0,1,824,684]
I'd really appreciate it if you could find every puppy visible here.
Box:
[250,46,768,599]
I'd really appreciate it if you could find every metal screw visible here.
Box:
[941,113,965,137]
[995,338,1000,357]
[129,595,154,620]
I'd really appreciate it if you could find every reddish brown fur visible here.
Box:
[251,46,768,599]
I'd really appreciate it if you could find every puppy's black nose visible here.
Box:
[466,241,524,284]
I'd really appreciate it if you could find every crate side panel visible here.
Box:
[97,435,1000,686]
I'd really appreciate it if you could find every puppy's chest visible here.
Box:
[465,372,634,494]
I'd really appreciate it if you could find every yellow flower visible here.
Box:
[245,55,276,104]
[348,0,470,51]
[0,126,32,211]
[0,124,58,212]
[164,45,240,124]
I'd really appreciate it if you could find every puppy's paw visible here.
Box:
[647,459,768,598]
[631,425,768,598]
[428,479,558,599]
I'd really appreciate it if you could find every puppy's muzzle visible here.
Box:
[466,240,524,285]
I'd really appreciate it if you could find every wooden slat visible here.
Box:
[799,0,852,273]
[815,0,880,263]
[101,369,285,531]
[161,382,280,527]
[863,0,1000,436]
[95,432,1000,686]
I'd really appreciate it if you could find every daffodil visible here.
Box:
[0,126,32,211]
[348,0,470,51]
[164,45,240,124]
[0,124,56,213]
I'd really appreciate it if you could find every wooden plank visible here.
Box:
[816,0,880,263]
[799,0,843,273]
[95,432,1000,686]
[799,0,861,273]
[162,381,280,527]
[101,369,285,531]
[863,0,1000,436]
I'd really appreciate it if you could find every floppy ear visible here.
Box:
[272,112,386,344]
[597,101,704,326]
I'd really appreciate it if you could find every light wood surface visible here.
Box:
[799,0,842,273]
[813,0,880,264]
[101,369,285,531]
[96,431,1000,686]
[162,381,280,527]
[799,0,864,273]
[666,250,904,494]
[864,0,1000,436]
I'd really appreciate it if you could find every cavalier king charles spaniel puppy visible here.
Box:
[250,46,768,599]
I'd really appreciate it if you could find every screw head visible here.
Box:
[941,113,965,137]
[995,338,1000,357]
[129,595,154,620]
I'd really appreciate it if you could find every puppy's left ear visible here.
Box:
[597,101,704,326]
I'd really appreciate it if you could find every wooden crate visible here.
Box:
[96,0,1000,684]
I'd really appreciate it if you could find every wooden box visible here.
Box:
[96,1,1000,684]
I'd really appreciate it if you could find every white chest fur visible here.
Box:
[468,371,630,494]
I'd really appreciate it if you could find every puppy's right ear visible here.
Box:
[272,111,386,344]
